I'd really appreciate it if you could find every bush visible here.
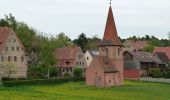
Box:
[3,78,84,87]
[73,68,83,78]
[164,71,170,78]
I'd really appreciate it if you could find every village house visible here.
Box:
[153,47,170,68]
[123,50,162,80]
[123,40,148,51]
[0,27,27,78]
[54,46,86,77]
[84,50,99,67]
[86,5,124,87]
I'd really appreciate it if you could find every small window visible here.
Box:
[63,68,65,72]
[77,62,79,65]
[1,57,3,61]
[14,39,16,42]
[21,56,24,62]
[70,68,72,72]
[11,46,14,51]
[14,56,17,62]
[5,47,8,51]
[17,46,19,51]
[8,56,11,62]
[67,69,69,72]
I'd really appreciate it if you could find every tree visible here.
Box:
[73,68,83,78]
[0,19,9,26]
[73,33,89,52]
[49,67,60,78]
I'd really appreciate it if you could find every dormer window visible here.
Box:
[66,61,70,65]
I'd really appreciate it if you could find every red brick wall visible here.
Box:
[124,70,141,79]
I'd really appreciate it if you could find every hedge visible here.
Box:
[3,78,84,87]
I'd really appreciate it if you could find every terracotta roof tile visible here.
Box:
[0,27,25,52]
[101,6,121,46]
[55,46,81,68]
[153,47,170,61]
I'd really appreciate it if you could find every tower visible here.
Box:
[98,5,124,85]
[99,6,122,60]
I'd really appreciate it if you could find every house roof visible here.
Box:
[125,51,161,63]
[154,52,169,63]
[56,59,76,68]
[124,40,148,50]
[55,46,81,60]
[99,6,121,46]
[153,47,170,61]
[0,27,24,52]
[93,56,118,73]
[88,50,99,57]
[55,46,81,68]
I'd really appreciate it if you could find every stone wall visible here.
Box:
[139,77,170,83]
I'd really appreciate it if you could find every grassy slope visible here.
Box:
[0,80,170,100]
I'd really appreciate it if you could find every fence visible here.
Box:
[139,77,170,84]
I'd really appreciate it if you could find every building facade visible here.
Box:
[55,46,86,77]
[0,27,27,78]
[123,51,162,79]
[84,50,99,67]
[86,6,124,87]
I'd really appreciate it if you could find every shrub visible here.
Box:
[64,73,70,78]
[73,68,83,78]
[3,78,84,87]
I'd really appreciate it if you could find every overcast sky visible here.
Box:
[0,0,170,40]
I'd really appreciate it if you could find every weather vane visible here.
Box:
[110,0,112,5]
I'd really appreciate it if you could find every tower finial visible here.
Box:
[110,0,112,5]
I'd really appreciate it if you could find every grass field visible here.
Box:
[0,80,170,100]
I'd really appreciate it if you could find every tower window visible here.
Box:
[106,48,109,57]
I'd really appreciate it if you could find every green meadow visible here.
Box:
[0,80,170,100]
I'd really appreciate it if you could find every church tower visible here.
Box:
[98,5,124,85]
[99,6,122,61]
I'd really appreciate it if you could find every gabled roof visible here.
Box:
[124,40,148,50]
[124,51,161,63]
[99,6,121,46]
[0,27,24,52]
[154,52,169,63]
[55,46,81,60]
[88,50,99,57]
[153,47,170,61]
[93,56,118,73]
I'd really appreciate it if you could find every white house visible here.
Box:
[84,50,99,67]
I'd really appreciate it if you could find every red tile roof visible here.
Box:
[55,46,81,68]
[125,40,148,50]
[0,27,24,52]
[92,56,118,73]
[100,6,121,46]
[153,47,170,61]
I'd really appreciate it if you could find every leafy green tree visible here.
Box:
[73,33,88,52]
[73,68,83,78]
[0,19,9,26]
[49,67,60,78]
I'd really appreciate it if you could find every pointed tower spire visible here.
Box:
[102,6,121,46]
